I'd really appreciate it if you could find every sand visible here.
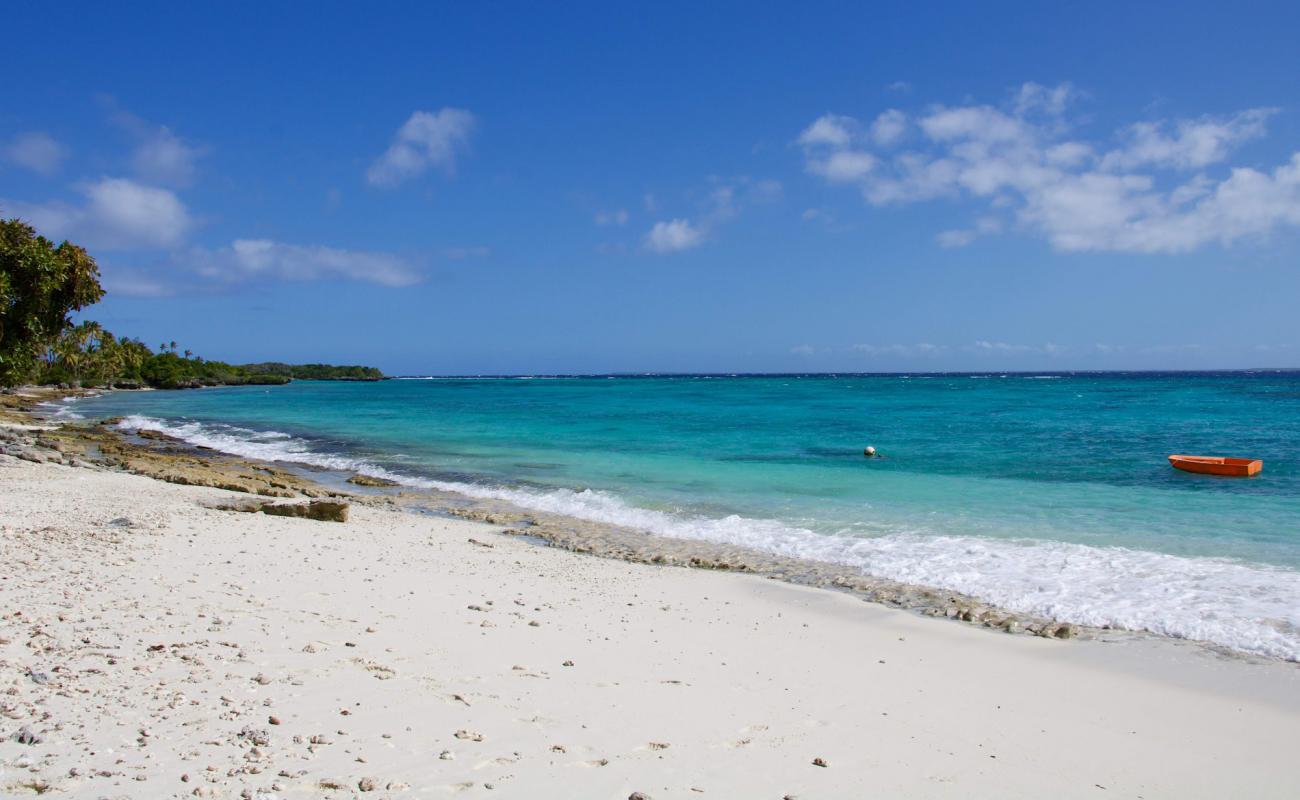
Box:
[2,455,1298,799]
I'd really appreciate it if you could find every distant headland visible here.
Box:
[1,219,383,390]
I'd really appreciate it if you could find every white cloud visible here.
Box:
[102,267,172,297]
[367,108,476,187]
[809,150,877,182]
[798,114,856,148]
[132,126,204,186]
[106,104,206,186]
[641,176,780,253]
[1100,109,1275,171]
[644,218,705,253]
[799,83,1300,254]
[966,340,1065,356]
[1014,82,1076,118]
[1,177,192,250]
[870,110,908,146]
[789,344,817,357]
[595,208,629,226]
[193,239,421,286]
[3,132,67,175]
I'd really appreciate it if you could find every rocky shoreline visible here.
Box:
[4,386,1090,645]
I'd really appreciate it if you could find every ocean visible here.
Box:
[56,372,1300,660]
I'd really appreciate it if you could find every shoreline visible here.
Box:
[13,386,1296,664]
[2,416,1298,797]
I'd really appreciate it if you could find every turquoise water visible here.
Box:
[58,373,1300,659]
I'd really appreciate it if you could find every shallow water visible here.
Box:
[60,372,1300,659]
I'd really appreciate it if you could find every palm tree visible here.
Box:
[184,349,193,360]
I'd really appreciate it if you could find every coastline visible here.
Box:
[2,389,1135,647]
[2,418,1300,796]
[2,403,1298,797]
[10,387,1297,660]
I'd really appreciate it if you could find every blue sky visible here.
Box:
[2,2,1299,374]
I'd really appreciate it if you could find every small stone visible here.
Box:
[439,750,455,760]
[562,660,574,667]
[358,776,379,792]
[268,716,281,725]
[812,757,829,767]
[13,726,41,745]
[453,729,484,741]
[629,793,653,800]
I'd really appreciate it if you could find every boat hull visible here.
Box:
[1168,455,1262,477]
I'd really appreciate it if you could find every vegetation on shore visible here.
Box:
[241,362,384,381]
[1,219,383,389]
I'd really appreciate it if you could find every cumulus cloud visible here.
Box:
[644,218,705,253]
[1099,109,1274,171]
[3,132,67,175]
[798,83,1299,253]
[870,109,908,146]
[1,177,192,250]
[367,108,476,187]
[105,103,206,186]
[642,176,781,253]
[192,239,422,287]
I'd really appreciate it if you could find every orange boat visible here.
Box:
[1168,455,1263,477]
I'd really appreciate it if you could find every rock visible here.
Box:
[347,474,398,487]
[453,729,484,741]
[439,750,455,760]
[212,498,350,523]
[137,428,182,442]
[358,776,379,792]
[812,757,829,767]
[262,499,350,522]
[1052,622,1079,639]
[13,726,41,745]
[629,793,653,800]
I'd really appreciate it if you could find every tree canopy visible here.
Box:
[0,219,105,384]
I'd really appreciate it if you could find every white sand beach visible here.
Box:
[2,456,1298,799]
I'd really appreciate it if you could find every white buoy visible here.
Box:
[864,445,876,457]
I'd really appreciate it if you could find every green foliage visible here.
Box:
[138,352,290,390]
[4,218,384,390]
[0,219,105,385]
[240,362,384,381]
